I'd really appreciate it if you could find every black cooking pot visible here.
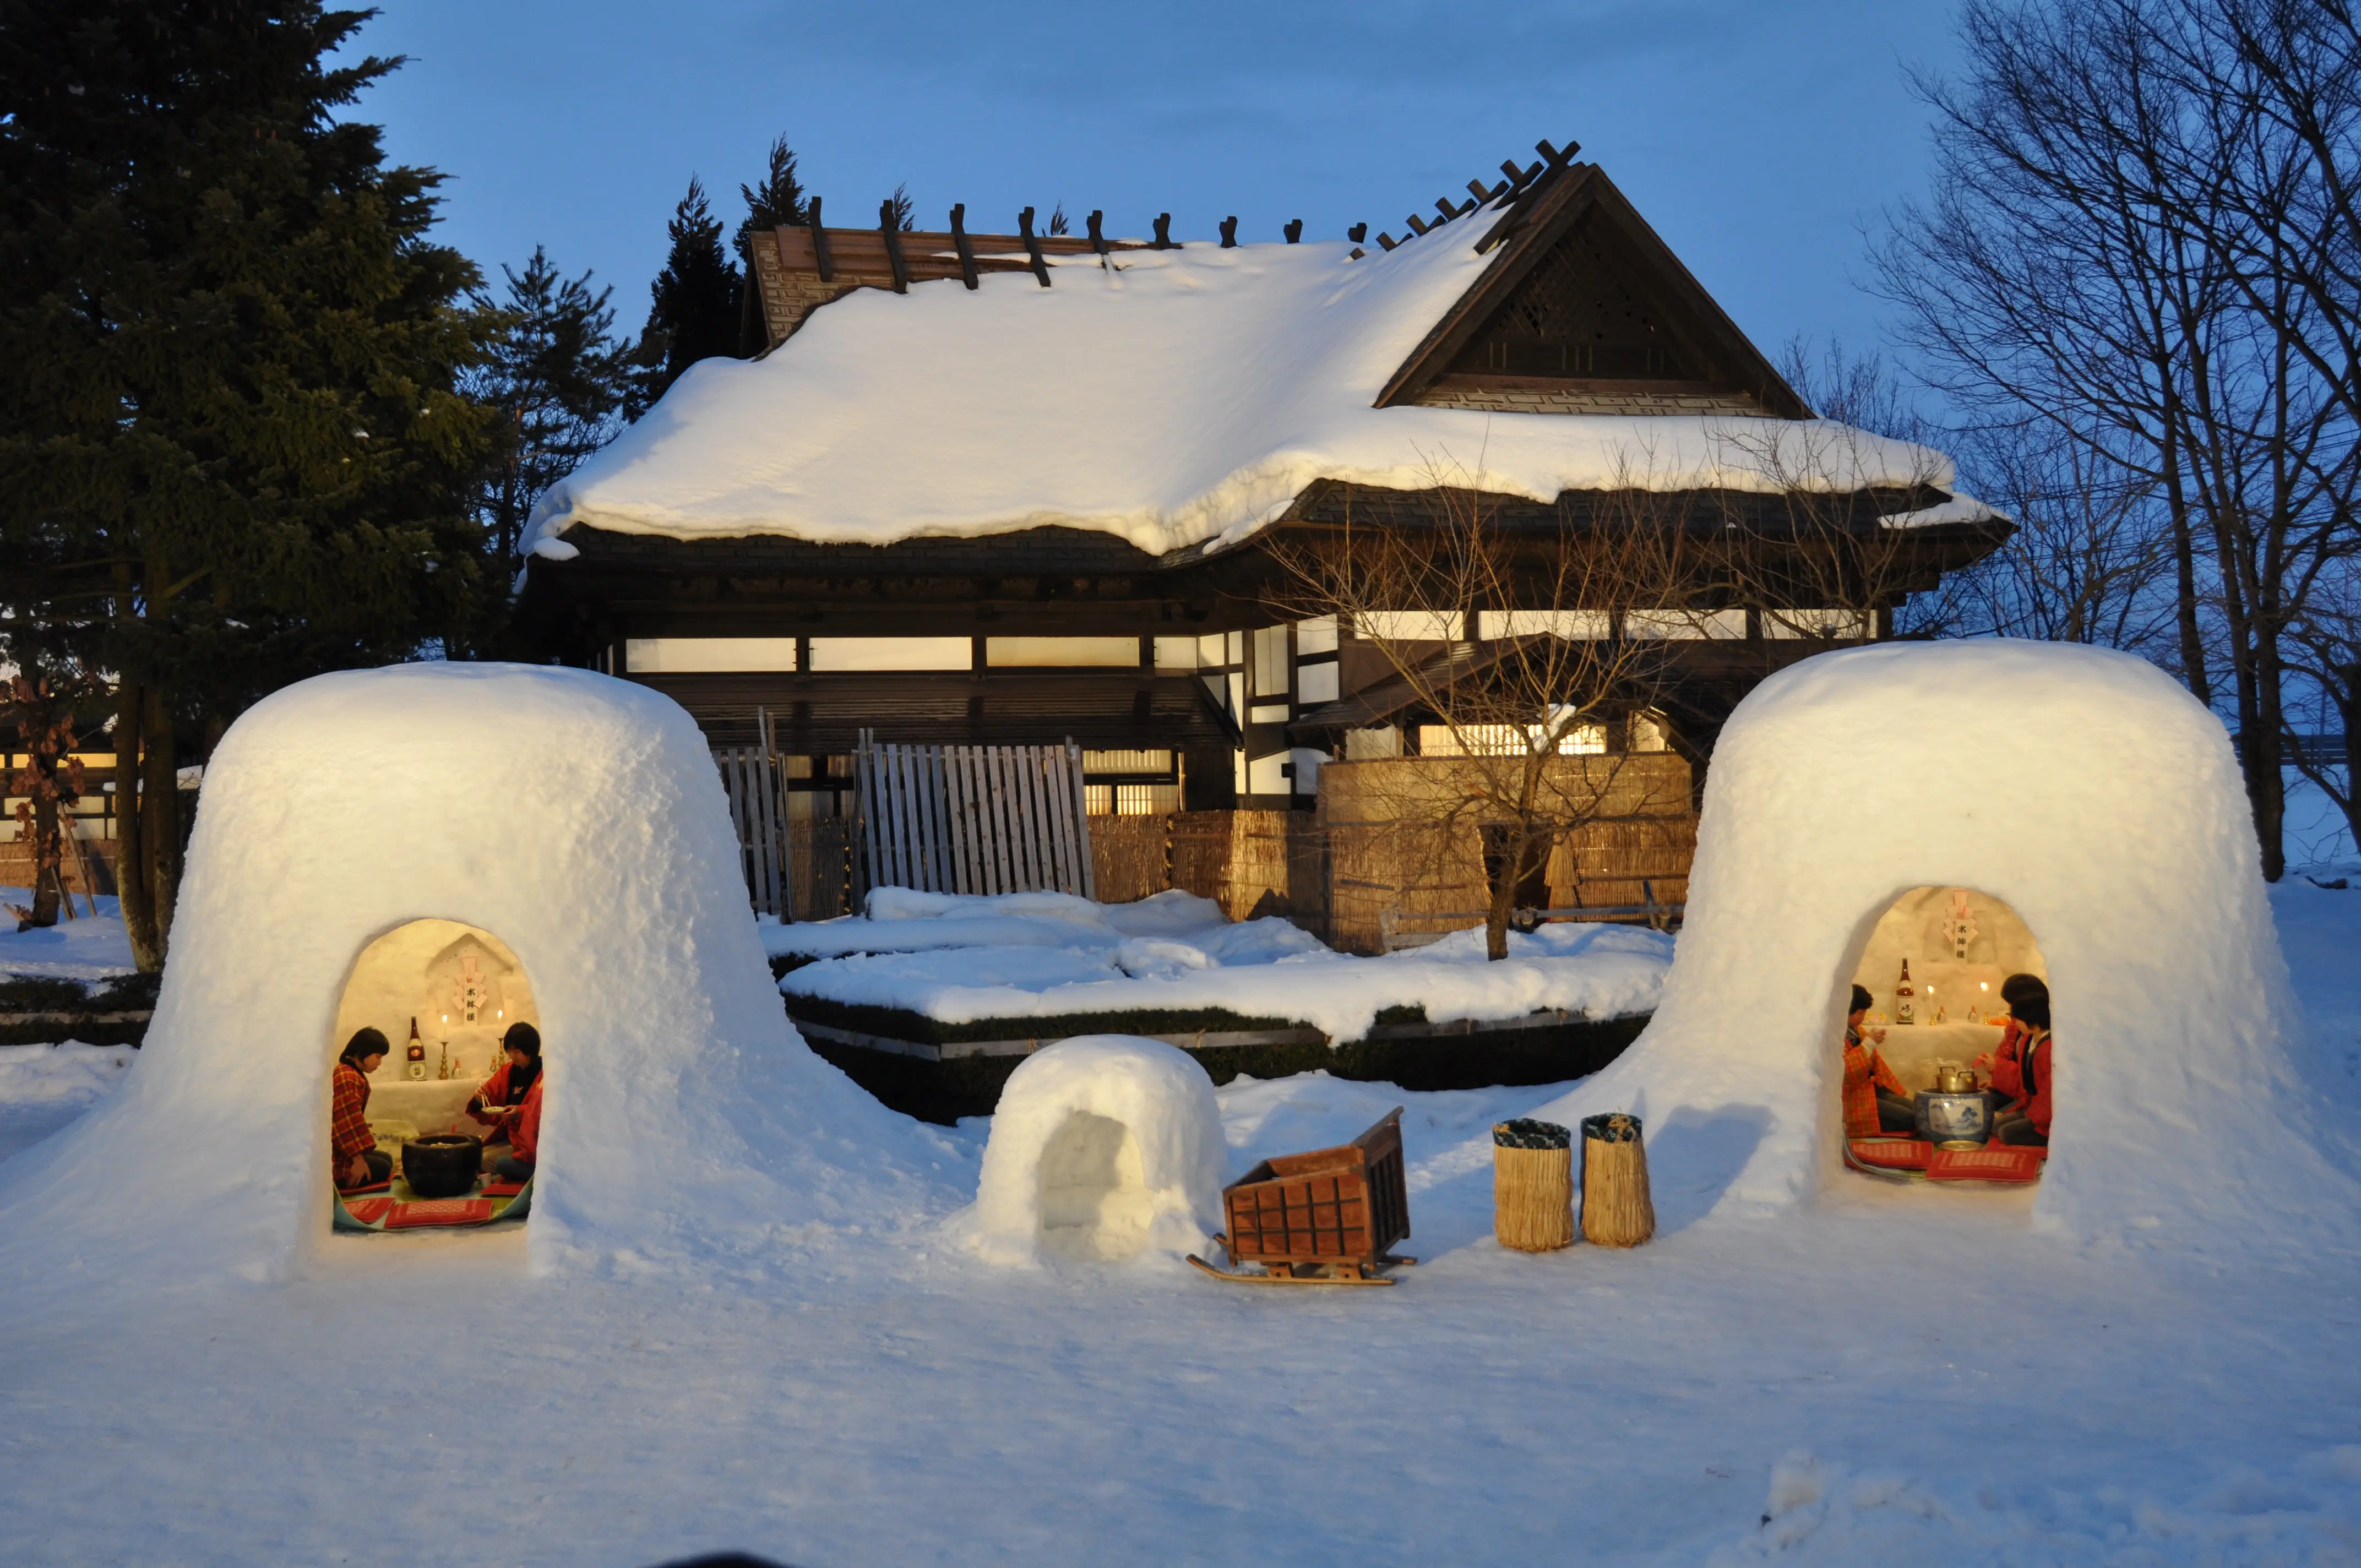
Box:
[402,1134,482,1199]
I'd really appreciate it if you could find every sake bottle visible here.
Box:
[1896,960,1916,1025]
[406,1017,425,1065]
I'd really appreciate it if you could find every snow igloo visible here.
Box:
[969,1037,1226,1264]
[1533,640,2352,1244]
[0,663,934,1285]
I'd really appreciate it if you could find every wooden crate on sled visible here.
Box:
[1192,1107,1415,1286]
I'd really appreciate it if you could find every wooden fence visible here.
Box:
[710,709,795,919]
[854,734,1095,899]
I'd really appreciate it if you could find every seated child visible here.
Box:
[1978,974,2053,1147]
[467,1022,543,1182]
[1842,983,1917,1137]
[332,1028,394,1190]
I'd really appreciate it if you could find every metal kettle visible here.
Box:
[1935,1062,1979,1095]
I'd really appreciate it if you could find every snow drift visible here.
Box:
[1526,640,2355,1245]
[0,663,947,1287]
[965,1036,1225,1265]
[524,228,1974,561]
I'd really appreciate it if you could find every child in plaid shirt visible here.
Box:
[333,1029,393,1190]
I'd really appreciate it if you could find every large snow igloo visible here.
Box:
[970,1036,1226,1264]
[0,663,934,1285]
[1530,640,2350,1243]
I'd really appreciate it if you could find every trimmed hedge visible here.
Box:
[798,1004,1649,1125]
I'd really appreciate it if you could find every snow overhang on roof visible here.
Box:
[525,202,1991,565]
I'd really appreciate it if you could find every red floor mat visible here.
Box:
[342,1197,395,1225]
[385,1198,496,1229]
[1848,1138,1934,1171]
[482,1179,528,1197]
[1925,1146,2046,1183]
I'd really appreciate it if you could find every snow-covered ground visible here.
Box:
[0,881,2356,1562]
[0,890,135,981]
[770,889,1674,1041]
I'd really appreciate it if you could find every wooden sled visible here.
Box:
[1190,1108,1415,1287]
[1186,1239,1416,1286]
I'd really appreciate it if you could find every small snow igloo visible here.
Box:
[1533,640,2347,1243]
[0,662,929,1286]
[970,1037,1226,1264]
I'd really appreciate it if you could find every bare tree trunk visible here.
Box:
[114,678,164,973]
[141,684,180,955]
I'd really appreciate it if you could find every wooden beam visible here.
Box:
[1348,222,1367,243]
[1403,213,1430,236]
[808,196,833,281]
[949,203,979,289]
[1086,208,1111,265]
[1284,218,1302,243]
[1018,206,1052,286]
[1219,216,1238,248]
[1151,212,1176,249]
[879,200,909,293]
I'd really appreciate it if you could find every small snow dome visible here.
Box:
[0,663,935,1287]
[970,1037,1225,1264]
[1530,641,2353,1244]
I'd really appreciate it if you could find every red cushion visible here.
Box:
[1925,1146,2045,1183]
[1848,1137,1933,1171]
[385,1198,496,1229]
[341,1197,395,1226]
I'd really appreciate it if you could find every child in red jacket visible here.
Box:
[1978,974,2053,1147]
[467,1022,544,1182]
[331,1029,394,1190]
[1842,983,1917,1137]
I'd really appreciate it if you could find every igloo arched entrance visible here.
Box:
[328,919,544,1231]
[1840,887,2053,1178]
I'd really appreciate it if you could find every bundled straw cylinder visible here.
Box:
[1492,1119,1574,1252]
[1580,1113,1655,1248]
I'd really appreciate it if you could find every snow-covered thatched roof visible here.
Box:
[525,197,1984,564]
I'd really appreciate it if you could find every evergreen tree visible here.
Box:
[467,247,629,568]
[737,134,809,247]
[889,182,917,232]
[0,0,502,968]
[735,134,808,355]
[628,176,740,416]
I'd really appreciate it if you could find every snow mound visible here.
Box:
[525,232,1967,560]
[777,889,1673,1042]
[963,1036,1225,1265]
[0,663,951,1288]
[1520,640,2357,1246]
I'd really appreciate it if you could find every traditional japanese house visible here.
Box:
[516,143,2008,925]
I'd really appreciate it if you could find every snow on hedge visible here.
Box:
[774,888,1673,1042]
[0,664,950,1288]
[526,226,1974,560]
[1506,639,2361,1245]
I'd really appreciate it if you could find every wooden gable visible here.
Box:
[1377,165,1811,420]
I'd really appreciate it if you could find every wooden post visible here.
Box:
[879,200,909,293]
[949,203,979,290]
[1017,207,1052,287]
[1347,223,1367,243]
[1283,219,1302,243]
[1218,216,1238,248]
[1086,209,1110,266]
[808,197,834,281]
[1151,213,1175,249]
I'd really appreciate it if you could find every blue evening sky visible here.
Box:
[354,0,1963,364]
